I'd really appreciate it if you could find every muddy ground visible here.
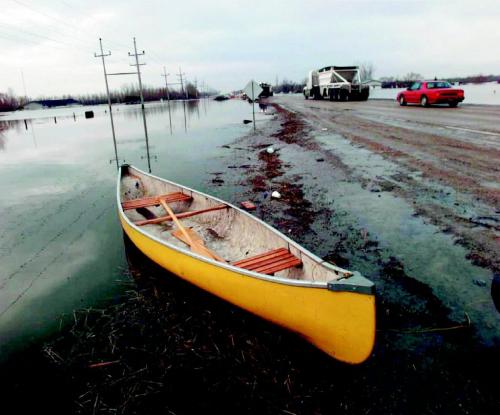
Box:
[2,98,499,414]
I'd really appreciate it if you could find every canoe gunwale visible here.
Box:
[117,165,374,293]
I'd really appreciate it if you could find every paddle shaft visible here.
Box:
[159,199,195,247]
[160,198,226,262]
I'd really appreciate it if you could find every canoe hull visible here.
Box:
[120,214,376,364]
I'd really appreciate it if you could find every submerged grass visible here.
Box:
[31,238,499,415]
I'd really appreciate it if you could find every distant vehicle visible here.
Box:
[259,82,273,98]
[213,95,229,101]
[303,66,370,101]
[124,95,141,105]
[22,98,81,110]
[397,81,464,107]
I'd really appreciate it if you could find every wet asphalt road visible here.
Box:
[278,95,500,137]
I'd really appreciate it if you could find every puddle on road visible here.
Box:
[279,132,498,345]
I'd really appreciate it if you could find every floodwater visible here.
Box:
[0,99,261,360]
[370,81,500,105]
[308,133,497,344]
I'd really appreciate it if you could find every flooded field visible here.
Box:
[0,99,259,359]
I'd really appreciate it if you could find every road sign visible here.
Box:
[243,80,263,101]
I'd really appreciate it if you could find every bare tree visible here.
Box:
[357,62,375,81]
[0,92,19,111]
[402,72,423,81]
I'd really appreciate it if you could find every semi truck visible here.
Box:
[303,66,370,101]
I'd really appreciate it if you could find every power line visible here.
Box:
[0,30,69,50]
[0,22,87,48]
[7,0,129,53]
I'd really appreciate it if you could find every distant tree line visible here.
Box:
[273,79,305,94]
[75,82,202,105]
[0,93,19,112]
[0,83,203,112]
[379,72,500,88]
[446,74,500,84]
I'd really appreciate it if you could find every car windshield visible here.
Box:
[427,81,452,89]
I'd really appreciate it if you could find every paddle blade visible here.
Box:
[171,228,226,262]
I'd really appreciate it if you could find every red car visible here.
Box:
[397,80,464,107]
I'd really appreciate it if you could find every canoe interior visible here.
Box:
[120,166,351,283]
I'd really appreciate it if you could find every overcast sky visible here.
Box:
[1,0,499,97]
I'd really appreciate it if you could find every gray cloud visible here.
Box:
[1,0,499,97]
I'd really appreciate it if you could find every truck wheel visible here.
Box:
[329,90,334,101]
[399,95,407,106]
[360,89,370,101]
[420,95,429,107]
[449,101,458,108]
[304,93,308,100]
[340,90,348,101]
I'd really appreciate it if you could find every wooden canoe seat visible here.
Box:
[232,248,302,275]
[134,204,228,226]
[122,192,192,210]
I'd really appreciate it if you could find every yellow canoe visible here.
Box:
[117,165,375,364]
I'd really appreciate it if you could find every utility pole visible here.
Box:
[177,67,188,99]
[161,66,173,133]
[128,37,151,173]
[94,38,119,169]
[20,70,28,105]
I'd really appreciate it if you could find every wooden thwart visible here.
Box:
[134,204,227,226]
[122,192,192,210]
[233,248,302,275]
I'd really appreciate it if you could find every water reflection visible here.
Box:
[0,99,254,360]
[0,98,243,177]
[0,123,8,151]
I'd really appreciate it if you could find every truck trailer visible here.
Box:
[303,66,369,101]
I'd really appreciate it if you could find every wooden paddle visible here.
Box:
[172,228,226,262]
[159,199,224,261]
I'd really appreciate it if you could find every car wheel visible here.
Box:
[420,95,429,107]
[399,95,407,106]
[449,101,458,108]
